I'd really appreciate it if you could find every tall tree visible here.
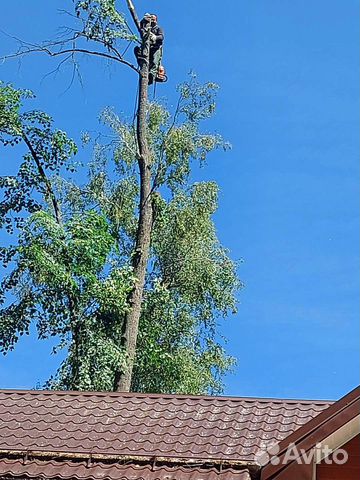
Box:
[0,1,241,393]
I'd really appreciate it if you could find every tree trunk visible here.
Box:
[114,28,153,392]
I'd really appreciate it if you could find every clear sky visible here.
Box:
[0,0,359,400]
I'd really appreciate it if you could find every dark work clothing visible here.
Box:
[150,25,164,49]
[136,19,165,85]
[139,20,164,49]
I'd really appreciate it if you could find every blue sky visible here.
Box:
[0,0,359,400]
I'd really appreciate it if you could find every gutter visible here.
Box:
[0,448,260,471]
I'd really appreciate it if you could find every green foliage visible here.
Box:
[75,1,137,46]
[0,82,32,136]
[0,76,241,394]
[132,181,238,394]
[0,83,77,234]
[1,208,134,390]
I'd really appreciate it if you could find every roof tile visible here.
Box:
[0,390,331,463]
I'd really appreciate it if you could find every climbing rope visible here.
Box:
[132,81,139,125]
[152,76,157,99]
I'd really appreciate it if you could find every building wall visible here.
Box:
[316,434,360,480]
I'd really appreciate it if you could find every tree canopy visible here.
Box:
[0,1,241,394]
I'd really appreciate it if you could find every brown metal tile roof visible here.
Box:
[0,459,252,480]
[0,390,331,463]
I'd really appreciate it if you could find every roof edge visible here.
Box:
[0,449,260,470]
[0,388,334,405]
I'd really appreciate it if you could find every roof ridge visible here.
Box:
[0,389,334,405]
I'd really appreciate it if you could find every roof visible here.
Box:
[0,389,332,480]
[261,385,360,480]
[0,389,331,463]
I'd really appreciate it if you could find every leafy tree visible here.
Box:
[0,1,241,394]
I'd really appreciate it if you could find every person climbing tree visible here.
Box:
[135,13,166,84]
[147,14,166,84]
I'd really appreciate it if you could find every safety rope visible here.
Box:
[152,76,157,99]
[132,81,139,125]
[132,81,140,152]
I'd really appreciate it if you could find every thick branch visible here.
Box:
[4,43,139,73]
[22,134,62,225]
[125,0,141,33]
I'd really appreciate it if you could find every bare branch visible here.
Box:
[1,3,142,81]
[40,53,73,84]
[3,42,139,73]
[61,53,84,95]
[56,9,79,21]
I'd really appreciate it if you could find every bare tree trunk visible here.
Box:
[114,26,153,392]
[125,0,141,32]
